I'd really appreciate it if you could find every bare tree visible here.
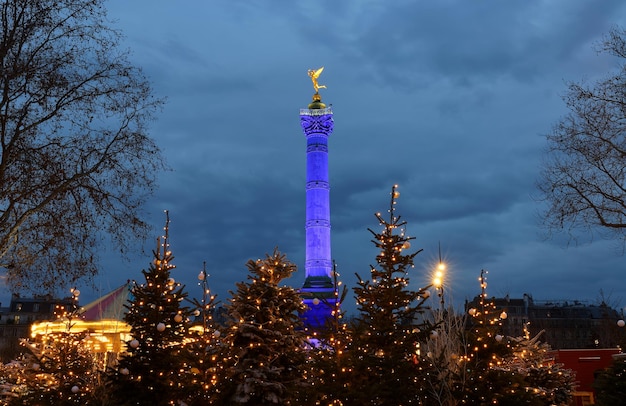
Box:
[422,306,468,406]
[0,0,165,293]
[537,27,626,246]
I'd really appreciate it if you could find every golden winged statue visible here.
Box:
[308,67,326,93]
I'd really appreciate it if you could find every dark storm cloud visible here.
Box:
[302,0,626,96]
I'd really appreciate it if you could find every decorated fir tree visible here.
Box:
[179,262,223,405]
[0,289,107,405]
[216,248,309,405]
[456,270,524,404]
[107,211,191,406]
[594,354,626,406]
[347,185,435,405]
[507,328,574,405]
[1,335,103,405]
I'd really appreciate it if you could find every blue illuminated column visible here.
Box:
[300,94,336,329]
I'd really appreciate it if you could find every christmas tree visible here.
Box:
[216,248,309,405]
[507,328,574,405]
[347,185,435,405]
[0,289,108,405]
[594,354,626,406]
[456,270,524,404]
[107,211,191,406]
[179,262,223,405]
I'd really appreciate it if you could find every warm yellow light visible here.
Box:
[431,262,446,288]
[31,319,132,353]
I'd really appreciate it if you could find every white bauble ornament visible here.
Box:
[495,334,503,342]
[500,311,508,320]
[198,271,206,281]
[213,330,221,338]
[72,289,80,297]
[120,367,129,375]
[312,298,320,305]
[167,277,175,286]
[468,308,476,316]
[174,314,183,323]
[402,241,411,249]
[71,385,79,393]
[618,319,625,327]
[32,363,40,370]
[421,290,431,299]
[156,322,166,332]
[129,339,139,349]
[193,309,201,317]
[430,330,438,339]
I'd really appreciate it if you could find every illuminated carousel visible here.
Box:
[29,283,133,355]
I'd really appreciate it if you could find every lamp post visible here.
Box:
[433,261,445,309]
[432,243,446,309]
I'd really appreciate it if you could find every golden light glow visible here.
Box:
[31,319,132,353]
[432,262,446,288]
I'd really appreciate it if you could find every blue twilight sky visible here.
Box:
[9,1,626,313]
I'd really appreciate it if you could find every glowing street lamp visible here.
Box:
[433,262,445,289]
[433,257,446,308]
[431,242,448,309]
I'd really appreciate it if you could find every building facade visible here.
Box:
[467,294,623,349]
[0,294,74,360]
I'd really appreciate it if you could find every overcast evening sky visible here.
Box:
[9,1,626,314]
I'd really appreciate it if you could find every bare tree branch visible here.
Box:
[537,27,626,246]
[0,0,166,293]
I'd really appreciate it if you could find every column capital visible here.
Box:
[300,109,334,137]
